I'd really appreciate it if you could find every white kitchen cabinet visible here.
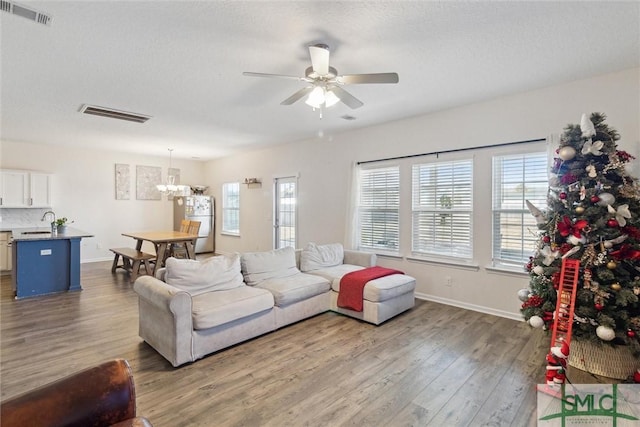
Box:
[28,172,52,207]
[0,232,11,271]
[0,170,29,207]
[0,170,52,208]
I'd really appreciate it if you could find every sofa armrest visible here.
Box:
[343,250,377,268]
[0,359,151,427]
[133,276,194,367]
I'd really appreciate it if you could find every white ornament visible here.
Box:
[517,289,531,302]
[597,192,615,206]
[529,315,544,328]
[558,146,576,161]
[585,165,597,178]
[540,245,559,266]
[525,200,546,225]
[596,325,615,341]
[607,204,631,227]
[567,235,586,246]
[604,235,628,248]
[580,113,596,137]
[562,245,582,258]
[533,265,545,275]
[582,140,604,156]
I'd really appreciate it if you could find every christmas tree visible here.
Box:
[520,112,640,357]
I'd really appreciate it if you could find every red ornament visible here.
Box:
[559,192,567,200]
[595,303,604,311]
[591,195,600,203]
[543,235,551,243]
[607,218,619,228]
[635,369,640,383]
[628,329,636,338]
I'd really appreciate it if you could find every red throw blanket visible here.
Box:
[338,266,404,312]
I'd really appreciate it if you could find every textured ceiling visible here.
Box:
[1,1,639,160]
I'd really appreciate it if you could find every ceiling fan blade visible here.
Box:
[280,87,313,105]
[338,73,399,84]
[328,86,363,109]
[243,72,304,81]
[308,44,330,76]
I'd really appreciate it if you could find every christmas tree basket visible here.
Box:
[569,339,640,380]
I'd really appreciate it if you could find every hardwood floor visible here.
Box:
[0,261,614,426]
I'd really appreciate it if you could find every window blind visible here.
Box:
[412,159,473,259]
[492,152,548,266]
[222,182,240,234]
[357,166,400,252]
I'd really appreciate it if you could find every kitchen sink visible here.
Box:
[21,231,52,235]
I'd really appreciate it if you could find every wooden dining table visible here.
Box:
[122,230,199,274]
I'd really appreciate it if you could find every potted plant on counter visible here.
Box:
[54,217,73,233]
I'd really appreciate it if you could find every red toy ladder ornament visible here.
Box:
[542,258,581,387]
[550,258,581,350]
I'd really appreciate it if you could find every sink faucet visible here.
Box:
[42,210,56,224]
[42,211,56,233]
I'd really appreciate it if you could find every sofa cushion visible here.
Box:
[241,247,299,286]
[306,264,364,288]
[332,273,416,303]
[300,242,344,272]
[191,286,274,330]
[257,273,330,307]
[165,254,244,296]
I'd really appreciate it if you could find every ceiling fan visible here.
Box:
[243,44,399,113]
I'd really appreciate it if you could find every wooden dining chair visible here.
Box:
[170,220,200,259]
[179,219,191,232]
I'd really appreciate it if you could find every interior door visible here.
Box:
[274,176,297,249]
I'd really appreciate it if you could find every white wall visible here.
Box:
[0,142,207,260]
[205,67,640,320]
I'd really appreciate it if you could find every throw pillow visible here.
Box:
[165,253,244,295]
[300,242,344,272]
[241,246,299,286]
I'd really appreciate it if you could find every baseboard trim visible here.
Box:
[415,292,523,322]
[82,256,114,263]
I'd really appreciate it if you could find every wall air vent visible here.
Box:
[0,1,52,26]
[79,104,151,123]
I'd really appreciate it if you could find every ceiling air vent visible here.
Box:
[341,115,357,121]
[0,1,52,26]
[79,104,151,123]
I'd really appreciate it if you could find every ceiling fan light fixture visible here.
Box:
[305,86,325,108]
[324,90,340,108]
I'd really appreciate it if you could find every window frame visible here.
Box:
[221,182,240,236]
[411,158,474,260]
[491,151,548,268]
[356,165,400,255]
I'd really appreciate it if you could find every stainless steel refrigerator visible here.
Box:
[173,195,215,253]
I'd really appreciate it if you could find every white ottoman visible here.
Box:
[329,273,416,325]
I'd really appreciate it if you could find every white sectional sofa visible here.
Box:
[133,244,415,367]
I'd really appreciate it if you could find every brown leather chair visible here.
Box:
[0,358,152,427]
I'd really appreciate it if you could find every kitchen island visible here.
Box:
[11,227,94,299]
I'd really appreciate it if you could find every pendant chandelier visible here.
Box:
[156,148,188,195]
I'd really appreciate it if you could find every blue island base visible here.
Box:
[13,236,85,299]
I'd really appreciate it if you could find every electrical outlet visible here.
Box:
[96,243,101,250]
[445,276,452,287]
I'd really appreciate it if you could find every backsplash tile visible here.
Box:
[0,208,52,230]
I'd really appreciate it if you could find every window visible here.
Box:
[275,177,297,249]
[222,182,240,235]
[492,152,548,266]
[412,159,473,259]
[357,166,400,253]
